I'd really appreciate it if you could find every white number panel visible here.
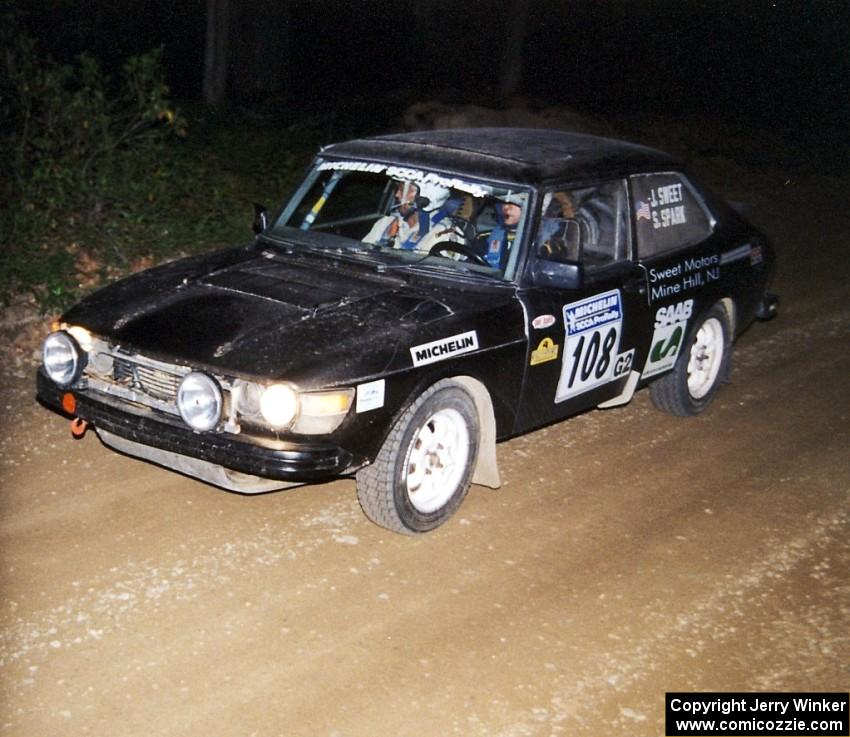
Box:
[556,290,624,403]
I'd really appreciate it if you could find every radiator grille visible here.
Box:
[112,356,183,401]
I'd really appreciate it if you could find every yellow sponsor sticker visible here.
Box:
[530,337,559,366]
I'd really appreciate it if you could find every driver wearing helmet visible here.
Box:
[363,179,460,252]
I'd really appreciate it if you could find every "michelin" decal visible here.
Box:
[410,331,479,367]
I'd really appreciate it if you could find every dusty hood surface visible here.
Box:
[61,245,491,384]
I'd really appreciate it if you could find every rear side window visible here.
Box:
[535,180,629,269]
[631,172,715,258]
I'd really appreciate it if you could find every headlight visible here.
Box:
[259,383,298,428]
[43,331,85,387]
[235,381,354,434]
[232,379,262,417]
[66,325,93,352]
[177,372,222,432]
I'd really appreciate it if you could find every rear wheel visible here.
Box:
[356,380,479,534]
[650,303,731,416]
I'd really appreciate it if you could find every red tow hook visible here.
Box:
[70,417,88,438]
[62,393,88,438]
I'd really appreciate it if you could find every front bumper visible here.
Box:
[37,370,356,486]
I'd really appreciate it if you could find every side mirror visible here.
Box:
[531,258,584,289]
[253,203,269,235]
[531,217,583,288]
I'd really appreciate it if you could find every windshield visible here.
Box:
[269,158,531,280]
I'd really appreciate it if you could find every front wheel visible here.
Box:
[356,380,479,534]
[650,303,732,416]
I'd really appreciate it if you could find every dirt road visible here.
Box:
[1,173,848,736]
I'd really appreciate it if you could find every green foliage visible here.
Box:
[0,13,185,310]
[0,13,185,309]
[0,14,337,314]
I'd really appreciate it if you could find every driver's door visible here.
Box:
[514,180,653,433]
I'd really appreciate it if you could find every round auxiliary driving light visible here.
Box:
[177,372,222,432]
[43,331,83,387]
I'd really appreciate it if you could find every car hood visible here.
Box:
[62,246,504,385]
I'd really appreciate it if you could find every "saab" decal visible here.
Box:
[642,299,693,378]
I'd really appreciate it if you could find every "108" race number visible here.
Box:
[556,290,624,402]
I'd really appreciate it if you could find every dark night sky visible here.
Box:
[23,1,850,137]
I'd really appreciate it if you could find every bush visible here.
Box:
[0,12,380,315]
[1,15,184,311]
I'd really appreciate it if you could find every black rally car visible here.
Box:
[38,129,777,534]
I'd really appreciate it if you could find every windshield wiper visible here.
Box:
[380,254,502,281]
[261,234,382,261]
[260,234,501,281]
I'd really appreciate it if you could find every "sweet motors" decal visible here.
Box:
[647,254,720,301]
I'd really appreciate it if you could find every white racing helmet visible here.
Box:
[416,182,451,212]
[499,191,526,207]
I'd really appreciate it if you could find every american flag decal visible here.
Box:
[636,200,651,221]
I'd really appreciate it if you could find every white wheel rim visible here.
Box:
[405,408,470,514]
[686,317,724,400]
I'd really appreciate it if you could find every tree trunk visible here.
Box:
[228,0,291,103]
[203,0,230,109]
[498,0,531,103]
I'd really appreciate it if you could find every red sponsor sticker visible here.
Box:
[532,314,556,330]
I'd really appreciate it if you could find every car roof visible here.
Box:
[321,128,677,187]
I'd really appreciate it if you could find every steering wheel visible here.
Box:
[428,241,490,267]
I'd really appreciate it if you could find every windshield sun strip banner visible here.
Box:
[317,160,509,199]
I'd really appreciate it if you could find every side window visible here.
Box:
[536,180,629,268]
[630,172,715,258]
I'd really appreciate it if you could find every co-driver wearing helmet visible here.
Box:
[471,193,524,270]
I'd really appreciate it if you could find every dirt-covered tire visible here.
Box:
[355,380,479,535]
[650,303,732,416]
